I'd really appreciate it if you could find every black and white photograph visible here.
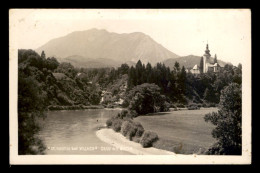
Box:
[9,9,251,164]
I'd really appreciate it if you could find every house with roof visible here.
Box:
[100,91,113,103]
[190,64,200,74]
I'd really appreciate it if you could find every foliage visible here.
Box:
[120,120,144,140]
[120,120,137,140]
[111,118,123,132]
[139,131,159,148]
[199,57,204,73]
[55,62,77,79]
[106,118,113,127]
[134,122,145,137]
[187,104,200,110]
[19,49,103,108]
[48,105,103,110]
[116,109,138,119]
[18,74,47,154]
[124,83,169,115]
[79,59,241,108]
[204,83,242,155]
[106,115,124,132]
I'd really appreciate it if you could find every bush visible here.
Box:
[170,104,177,108]
[160,101,170,112]
[187,104,200,110]
[118,110,128,119]
[202,102,217,108]
[120,120,145,140]
[106,118,113,127]
[111,118,123,132]
[176,103,185,108]
[209,103,216,107]
[117,110,139,119]
[121,120,144,139]
[106,104,114,108]
[139,131,159,148]
[106,115,123,132]
[127,110,138,118]
[134,122,145,137]
[121,120,137,140]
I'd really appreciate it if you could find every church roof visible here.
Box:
[193,64,199,70]
[213,63,220,67]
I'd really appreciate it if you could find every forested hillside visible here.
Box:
[18,50,102,110]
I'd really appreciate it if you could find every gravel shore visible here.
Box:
[96,128,176,155]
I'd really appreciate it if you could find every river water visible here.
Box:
[38,109,131,155]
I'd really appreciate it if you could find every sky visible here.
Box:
[10,9,251,66]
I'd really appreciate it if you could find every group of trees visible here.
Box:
[127,60,187,104]
[123,83,169,115]
[76,59,242,114]
[126,60,242,106]
[204,82,242,155]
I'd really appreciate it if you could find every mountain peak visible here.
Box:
[36,29,179,66]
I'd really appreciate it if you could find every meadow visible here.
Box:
[134,108,218,154]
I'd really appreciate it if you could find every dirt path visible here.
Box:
[96,128,176,155]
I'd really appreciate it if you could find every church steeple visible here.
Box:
[204,43,211,57]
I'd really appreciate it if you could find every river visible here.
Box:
[38,108,131,155]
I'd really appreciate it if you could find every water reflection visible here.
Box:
[38,109,130,155]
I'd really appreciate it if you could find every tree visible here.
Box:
[46,57,59,71]
[135,60,144,85]
[214,54,218,64]
[204,83,242,155]
[146,62,153,83]
[118,63,129,75]
[174,62,180,73]
[200,57,204,73]
[18,74,47,154]
[41,51,46,59]
[125,83,169,115]
[55,62,77,79]
[178,66,187,93]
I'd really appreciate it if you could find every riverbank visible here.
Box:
[47,104,125,111]
[47,105,105,111]
[96,128,176,155]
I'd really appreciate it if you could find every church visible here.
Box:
[190,44,222,74]
[202,44,222,73]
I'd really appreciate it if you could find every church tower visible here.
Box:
[203,44,211,73]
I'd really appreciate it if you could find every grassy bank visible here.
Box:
[134,108,218,154]
[105,108,218,154]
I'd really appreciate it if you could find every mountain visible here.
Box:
[57,55,137,69]
[163,55,229,70]
[36,28,179,67]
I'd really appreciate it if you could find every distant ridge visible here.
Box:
[163,55,229,70]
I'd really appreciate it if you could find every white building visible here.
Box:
[190,64,200,74]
